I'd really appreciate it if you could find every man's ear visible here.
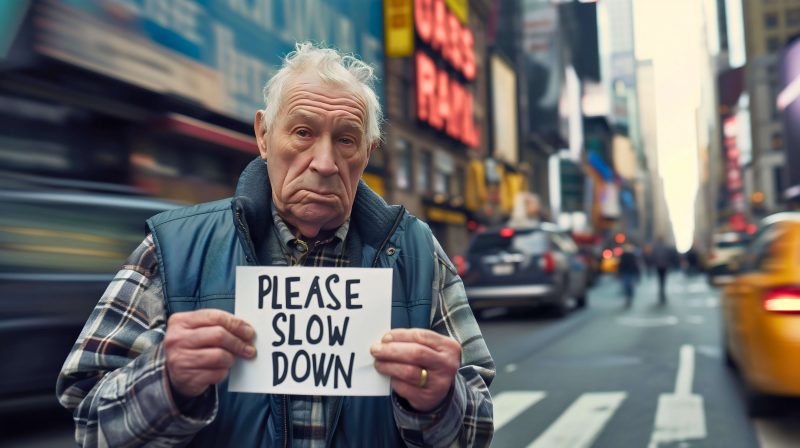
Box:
[254,110,269,160]
[367,141,379,158]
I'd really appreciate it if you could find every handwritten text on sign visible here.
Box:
[229,267,393,396]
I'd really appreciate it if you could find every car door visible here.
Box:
[725,223,784,369]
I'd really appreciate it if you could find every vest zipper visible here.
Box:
[371,207,405,267]
[282,395,289,447]
[235,208,257,263]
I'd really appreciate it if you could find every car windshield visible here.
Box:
[469,229,550,256]
[715,241,747,249]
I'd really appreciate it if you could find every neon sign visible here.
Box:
[414,0,479,148]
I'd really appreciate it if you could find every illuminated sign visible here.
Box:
[413,0,479,148]
[385,0,414,57]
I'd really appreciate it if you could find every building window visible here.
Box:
[765,13,779,29]
[452,163,465,199]
[433,150,454,196]
[417,150,432,193]
[394,139,412,190]
[789,9,800,27]
[767,36,781,52]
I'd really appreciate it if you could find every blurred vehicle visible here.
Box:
[457,224,589,317]
[0,172,178,405]
[571,232,601,286]
[720,213,800,416]
[600,247,621,274]
[707,231,749,286]
[598,233,628,274]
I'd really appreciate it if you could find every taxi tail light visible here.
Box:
[453,255,468,276]
[539,252,556,273]
[763,287,800,314]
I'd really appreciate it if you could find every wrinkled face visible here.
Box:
[254,71,374,238]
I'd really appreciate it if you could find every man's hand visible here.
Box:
[370,329,461,412]
[164,309,257,398]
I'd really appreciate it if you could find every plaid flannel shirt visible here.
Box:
[57,212,494,447]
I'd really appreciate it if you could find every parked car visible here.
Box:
[720,212,800,416]
[457,224,589,317]
[0,172,179,404]
[707,231,749,286]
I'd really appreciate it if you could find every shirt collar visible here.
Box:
[270,204,350,254]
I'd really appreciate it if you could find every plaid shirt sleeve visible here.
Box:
[392,236,495,447]
[56,234,217,447]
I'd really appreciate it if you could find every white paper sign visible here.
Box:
[229,267,393,396]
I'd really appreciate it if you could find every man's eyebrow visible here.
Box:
[285,110,321,124]
[335,120,365,134]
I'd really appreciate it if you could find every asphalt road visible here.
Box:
[4,274,799,447]
[482,273,800,448]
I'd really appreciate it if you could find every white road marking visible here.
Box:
[493,391,547,431]
[648,345,707,447]
[687,297,719,308]
[674,345,695,396]
[617,316,679,327]
[504,363,518,373]
[684,315,705,325]
[526,392,627,448]
[688,283,708,293]
[695,345,721,359]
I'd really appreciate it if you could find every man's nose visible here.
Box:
[308,136,339,176]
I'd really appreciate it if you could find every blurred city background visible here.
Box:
[1,0,800,447]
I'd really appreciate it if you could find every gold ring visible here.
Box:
[419,367,428,388]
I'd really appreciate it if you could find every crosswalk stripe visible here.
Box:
[492,391,547,431]
[526,392,627,448]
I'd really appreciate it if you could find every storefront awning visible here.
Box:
[150,114,258,155]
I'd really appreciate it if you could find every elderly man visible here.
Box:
[57,43,494,447]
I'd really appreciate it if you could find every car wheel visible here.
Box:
[576,291,588,308]
[551,285,570,318]
[745,389,781,418]
[723,339,737,369]
[720,323,737,369]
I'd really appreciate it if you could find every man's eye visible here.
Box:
[295,128,311,137]
[339,137,355,145]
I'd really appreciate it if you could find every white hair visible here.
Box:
[260,42,383,147]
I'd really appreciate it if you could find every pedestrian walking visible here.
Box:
[618,243,640,308]
[652,236,674,305]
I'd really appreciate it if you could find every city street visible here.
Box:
[483,273,800,448]
[5,273,800,448]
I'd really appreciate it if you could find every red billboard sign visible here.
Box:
[413,0,479,148]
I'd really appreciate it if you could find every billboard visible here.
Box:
[490,54,518,164]
[779,38,800,197]
[22,0,384,124]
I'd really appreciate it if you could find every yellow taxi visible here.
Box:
[721,212,800,416]
[600,246,624,274]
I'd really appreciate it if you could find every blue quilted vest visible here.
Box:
[146,159,436,447]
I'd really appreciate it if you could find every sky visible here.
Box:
[632,0,711,253]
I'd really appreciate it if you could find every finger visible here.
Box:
[381,329,460,352]
[370,341,440,366]
[183,325,256,358]
[373,360,426,385]
[173,309,255,341]
[172,347,237,370]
